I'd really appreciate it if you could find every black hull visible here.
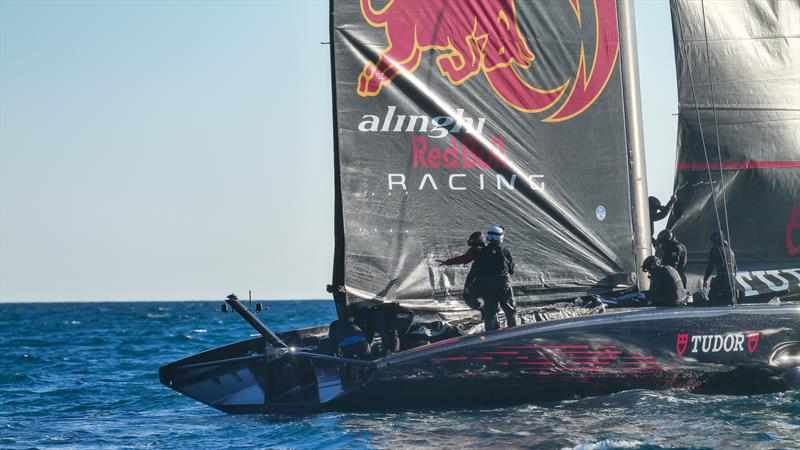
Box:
[159,304,800,413]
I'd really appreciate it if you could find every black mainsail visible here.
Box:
[330,0,649,313]
[668,0,800,298]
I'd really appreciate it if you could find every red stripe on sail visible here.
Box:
[676,161,800,171]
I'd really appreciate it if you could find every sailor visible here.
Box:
[654,229,688,288]
[466,226,517,331]
[328,319,370,360]
[703,231,738,306]
[355,302,414,356]
[439,231,486,312]
[649,195,676,241]
[437,231,486,266]
[641,255,686,306]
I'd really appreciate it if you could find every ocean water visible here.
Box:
[2,301,798,450]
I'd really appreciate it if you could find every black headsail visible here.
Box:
[668,0,800,298]
[330,0,647,315]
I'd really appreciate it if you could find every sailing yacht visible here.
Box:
[159,0,799,413]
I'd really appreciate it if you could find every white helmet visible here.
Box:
[487,226,504,242]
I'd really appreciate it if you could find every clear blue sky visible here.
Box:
[0,0,678,302]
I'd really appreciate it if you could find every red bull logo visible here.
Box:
[357,0,619,122]
[786,205,800,256]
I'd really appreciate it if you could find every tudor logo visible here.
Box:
[676,333,689,356]
[747,332,760,354]
[786,206,800,256]
[675,332,761,356]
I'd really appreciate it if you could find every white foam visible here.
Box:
[565,439,646,450]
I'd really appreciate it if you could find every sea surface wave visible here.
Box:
[2,301,798,449]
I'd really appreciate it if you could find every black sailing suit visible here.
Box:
[649,197,675,241]
[658,240,688,288]
[466,241,516,331]
[645,265,686,306]
[704,244,737,306]
[354,302,415,355]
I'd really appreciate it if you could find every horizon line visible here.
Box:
[0,298,331,304]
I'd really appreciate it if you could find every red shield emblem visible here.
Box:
[676,333,689,356]
[747,332,760,354]
[786,206,800,256]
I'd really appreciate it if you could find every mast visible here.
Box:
[328,0,348,320]
[617,0,651,290]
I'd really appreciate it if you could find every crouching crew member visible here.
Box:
[703,231,738,306]
[328,319,370,360]
[466,226,517,331]
[641,256,686,306]
[355,302,414,356]
[655,229,688,288]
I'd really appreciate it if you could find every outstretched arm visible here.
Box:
[438,247,476,266]
[652,196,677,221]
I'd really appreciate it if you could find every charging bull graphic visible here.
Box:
[357,0,619,122]
[787,206,800,256]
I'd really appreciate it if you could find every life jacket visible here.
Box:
[661,241,687,271]
[648,266,686,306]
[474,242,513,284]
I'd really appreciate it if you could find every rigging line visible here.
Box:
[699,0,736,306]
[675,2,736,304]
[699,0,733,251]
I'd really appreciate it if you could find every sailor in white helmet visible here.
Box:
[465,226,517,331]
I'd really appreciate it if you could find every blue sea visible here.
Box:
[2,301,798,449]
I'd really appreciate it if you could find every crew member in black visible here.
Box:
[649,195,676,241]
[466,226,517,331]
[641,255,686,306]
[355,302,414,356]
[703,231,738,306]
[655,229,688,288]
[328,319,370,360]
